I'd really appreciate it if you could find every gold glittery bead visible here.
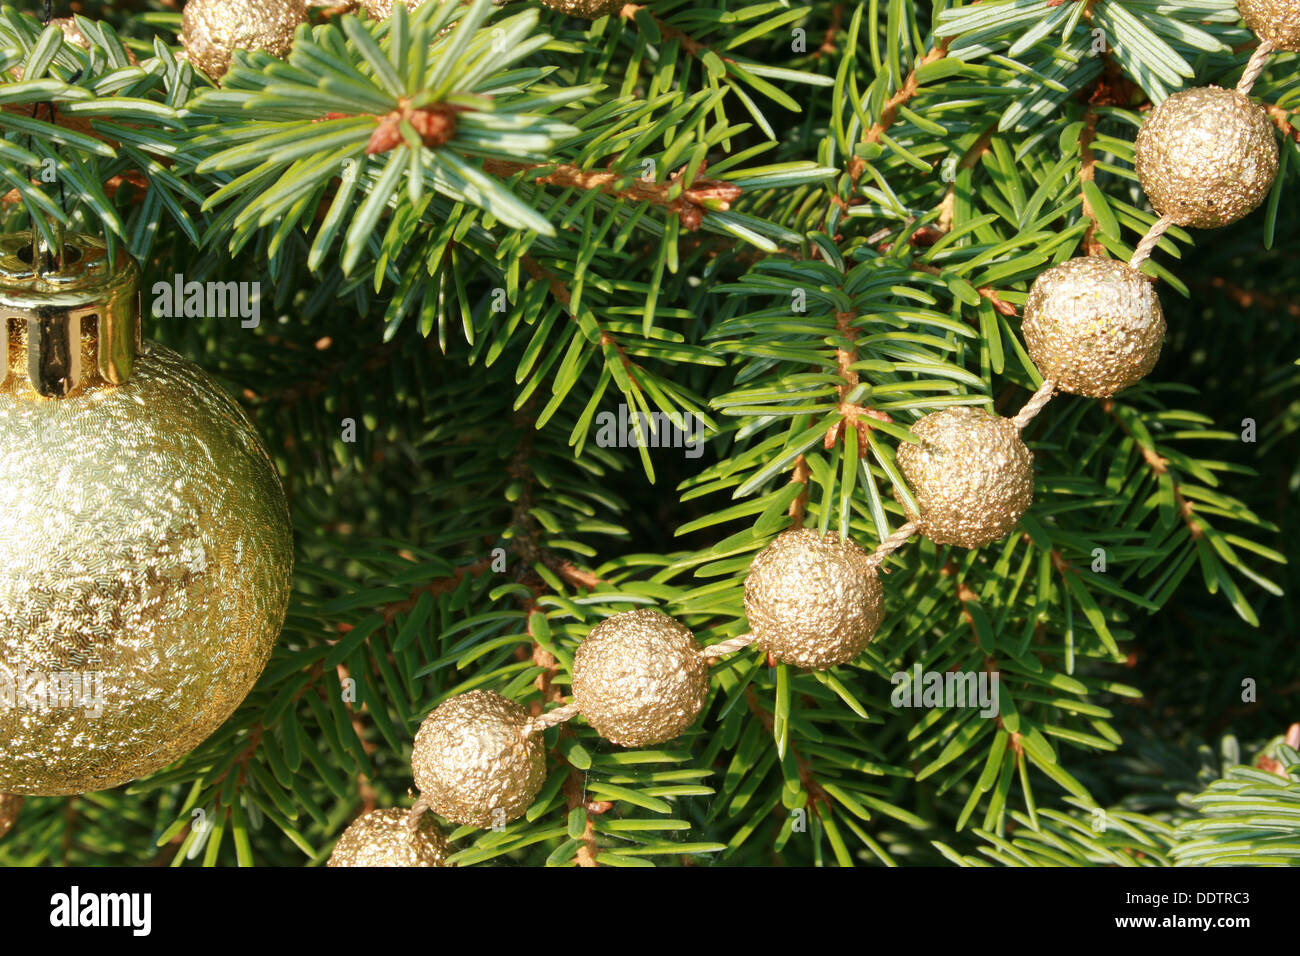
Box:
[411,690,547,828]
[1135,86,1279,229]
[743,528,884,669]
[51,18,141,65]
[1239,0,1300,51]
[0,794,21,839]
[1022,257,1166,397]
[361,0,514,16]
[50,18,90,49]
[894,407,1034,548]
[359,0,430,17]
[0,346,294,795]
[571,608,708,747]
[541,0,626,17]
[327,808,452,867]
[181,0,308,80]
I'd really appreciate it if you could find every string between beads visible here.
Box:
[1128,215,1174,272]
[1011,379,1057,430]
[1236,39,1275,97]
[699,631,759,660]
[523,700,581,736]
[864,520,919,568]
[404,793,431,831]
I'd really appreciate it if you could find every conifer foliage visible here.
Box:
[0,0,1296,866]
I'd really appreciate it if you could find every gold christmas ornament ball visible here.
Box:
[895,407,1034,548]
[327,808,451,867]
[0,343,294,795]
[1022,257,1166,397]
[1238,0,1300,51]
[571,609,708,747]
[743,529,884,669]
[1,234,293,796]
[411,690,546,828]
[181,0,307,79]
[1135,86,1279,229]
[0,794,20,839]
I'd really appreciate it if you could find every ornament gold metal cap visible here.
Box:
[0,231,141,399]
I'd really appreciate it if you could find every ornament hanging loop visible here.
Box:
[0,231,141,399]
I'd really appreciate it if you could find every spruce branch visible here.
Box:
[483,156,743,230]
[187,1,585,253]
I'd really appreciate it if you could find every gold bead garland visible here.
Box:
[1134,86,1278,229]
[571,609,709,747]
[180,0,308,80]
[894,407,1035,548]
[411,690,547,828]
[51,17,90,49]
[1238,0,1300,51]
[327,808,451,867]
[341,11,1291,859]
[743,528,884,668]
[540,0,626,18]
[1022,257,1166,398]
[359,0,431,17]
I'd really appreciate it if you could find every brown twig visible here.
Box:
[845,41,954,187]
[823,309,893,453]
[518,253,645,401]
[813,4,844,60]
[743,686,832,830]
[1264,102,1300,144]
[484,159,741,231]
[619,4,718,62]
[788,455,811,528]
[1100,399,1200,537]
[1078,105,1106,257]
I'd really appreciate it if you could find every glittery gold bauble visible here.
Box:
[181,0,307,79]
[743,529,884,669]
[541,0,626,17]
[0,794,21,839]
[0,235,293,796]
[1239,0,1300,51]
[1022,257,1166,397]
[1135,86,1279,229]
[411,690,546,828]
[327,808,451,867]
[570,608,708,747]
[894,407,1034,548]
